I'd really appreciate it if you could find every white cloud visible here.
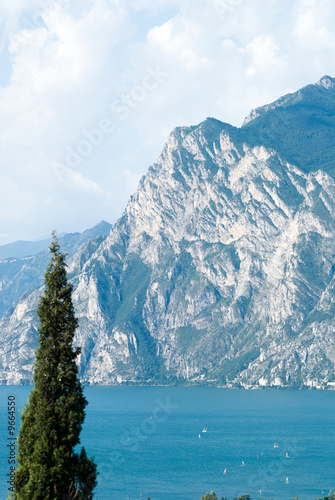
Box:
[52,162,107,195]
[1,0,335,244]
[245,35,284,76]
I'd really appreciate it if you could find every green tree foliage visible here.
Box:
[14,235,98,499]
[201,494,250,500]
[201,493,218,500]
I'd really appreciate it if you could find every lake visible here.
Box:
[0,386,334,500]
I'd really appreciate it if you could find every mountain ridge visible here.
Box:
[241,74,335,176]
[0,221,112,321]
[242,75,335,126]
[1,77,335,388]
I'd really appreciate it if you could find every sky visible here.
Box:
[0,0,335,245]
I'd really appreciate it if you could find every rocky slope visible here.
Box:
[0,221,111,327]
[1,77,335,388]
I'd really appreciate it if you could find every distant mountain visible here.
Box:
[0,237,52,260]
[0,222,112,261]
[0,221,112,321]
[1,78,335,388]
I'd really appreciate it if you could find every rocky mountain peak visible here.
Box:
[1,77,335,388]
[316,75,335,90]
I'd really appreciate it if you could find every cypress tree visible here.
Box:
[15,234,97,499]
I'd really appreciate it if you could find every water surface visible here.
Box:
[0,386,334,499]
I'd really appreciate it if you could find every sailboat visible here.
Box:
[286,477,289,484]
[202,425,208,433]
[241,461,246,467]
[274,440,279,448]
[285,452,291,459]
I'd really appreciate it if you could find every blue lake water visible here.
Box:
[0,386,334,500]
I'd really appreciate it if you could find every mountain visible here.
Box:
[242,75,335,176]
[0,237,53,260]
[0,221,112,322]
[1,77,335,388]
